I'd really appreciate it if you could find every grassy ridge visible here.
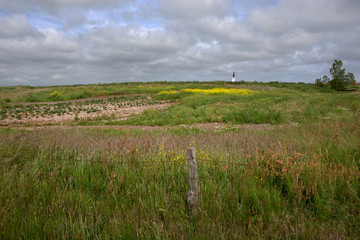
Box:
[3,81,355,126]
[98,88,359,126]
[3,82,226,103]
[1,81,333,104]
[1,116,359,238]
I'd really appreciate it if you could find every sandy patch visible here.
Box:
[0,95,173,126]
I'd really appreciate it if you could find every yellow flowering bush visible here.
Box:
[182,88,258,95]
[49,91,62,97]
[94,90,109,96]
[155,90,180,100]
[157,90,178,95]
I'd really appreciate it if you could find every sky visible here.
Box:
[0,0,359,86]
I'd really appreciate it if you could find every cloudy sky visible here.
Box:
[0,0,359,86]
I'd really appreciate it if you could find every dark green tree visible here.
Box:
[329,59,346,91]
[315,78,322,87]
[345,72,356,85]
[322,75,330,84]
[315,75,329,87]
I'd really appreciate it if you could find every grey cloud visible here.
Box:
[247,0,360,33]
[61,9,87,29]
[85,25,190,64]
[192,17,258,44]
[0,30,80,65]
[158,0,229,19]
[0,0,133,13]
[0,15,42,39]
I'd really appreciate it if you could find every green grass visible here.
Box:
[102,86,359,126]
[1,81,359,238]
[1,81,332,103]
[1,115,359,238]
[10,82,228,103]
[4,81,358,126]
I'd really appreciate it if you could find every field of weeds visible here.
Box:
[0,81,359,239]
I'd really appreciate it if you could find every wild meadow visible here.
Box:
[0,81,359,239]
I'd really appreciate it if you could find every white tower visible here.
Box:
[232,72,235,82]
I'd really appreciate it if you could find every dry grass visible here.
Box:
[0,116,359,238]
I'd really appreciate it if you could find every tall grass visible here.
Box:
[1,116,359,238]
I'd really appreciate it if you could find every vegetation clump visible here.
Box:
[315,59,356,91]
[155,90,181,100]
[182,87,258,95]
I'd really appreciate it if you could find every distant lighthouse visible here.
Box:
[232,72,235,82]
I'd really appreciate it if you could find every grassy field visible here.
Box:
[0,81,359,239]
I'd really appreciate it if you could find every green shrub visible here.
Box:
[223,107,288,124]
[68,90,93,100]
[154,90,182,100]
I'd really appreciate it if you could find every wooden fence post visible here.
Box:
[187,147,198,217]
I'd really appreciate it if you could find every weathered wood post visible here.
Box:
[187,147,198,217]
